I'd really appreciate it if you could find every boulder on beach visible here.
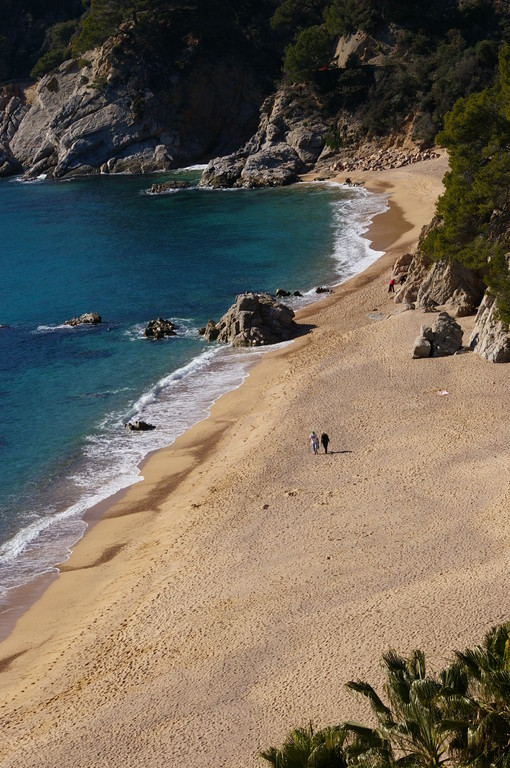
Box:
[199,292,297,347]
[412,312,463,358]
[64,312,102,326]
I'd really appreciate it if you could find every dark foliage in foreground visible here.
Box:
[261,621,510,768]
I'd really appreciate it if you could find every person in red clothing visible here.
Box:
[388,277,396,293]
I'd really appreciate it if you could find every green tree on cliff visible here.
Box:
[424,44,510,322]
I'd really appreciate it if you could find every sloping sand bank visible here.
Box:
[2,153,510,768]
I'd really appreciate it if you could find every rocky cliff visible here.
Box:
[199,85,328,188]
[2,30,270,179]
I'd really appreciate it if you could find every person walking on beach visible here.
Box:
[321,432,330,454]
[388,277,396,293]
[310,431,319,455]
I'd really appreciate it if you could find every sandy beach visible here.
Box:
[2,151,510,768]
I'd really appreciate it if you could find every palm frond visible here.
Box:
[346,681,392,719]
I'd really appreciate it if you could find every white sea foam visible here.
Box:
[34,323,75,333]
[176,164,208,171]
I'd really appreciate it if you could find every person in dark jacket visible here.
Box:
[321,432,330,454]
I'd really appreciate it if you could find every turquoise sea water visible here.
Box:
[0,168,387,607]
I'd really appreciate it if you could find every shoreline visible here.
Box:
[0,169,393,642]
[8,151,510,768]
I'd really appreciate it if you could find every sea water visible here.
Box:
[0,168,387,608]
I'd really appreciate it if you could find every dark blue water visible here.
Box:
[0,168,386,603]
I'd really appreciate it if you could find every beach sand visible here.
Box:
[2,152,510,768]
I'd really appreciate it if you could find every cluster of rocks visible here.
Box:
[199,292,297,347]
[331,146,441,174]
[64,312,102,326]
[412,312,464,358]
[147,180,191,195]
[144,317,176,339]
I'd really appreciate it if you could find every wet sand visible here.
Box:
[2,152,510,768]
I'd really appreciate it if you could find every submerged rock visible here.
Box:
[148,180,191,194]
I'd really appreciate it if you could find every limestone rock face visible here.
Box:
[415,260,485,317]
[470,292,510,363]
[10,51,177,179]
[200,293,297,347]
[64,312,102,326]
[199,86,328,188]
[395,219,484,317]
[147,180,191,195]
[0,92,28,176]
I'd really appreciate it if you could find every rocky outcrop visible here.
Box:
[199,86,328,188]
[200,292,297,347]
[415,260,485,317]
[395,219,485,317]
[144,317,176,339]
[412,312,463,358]
[469,292,510,363]
[64,312,102,326]
[5,30,269,179]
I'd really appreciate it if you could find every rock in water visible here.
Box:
[64,312,102,326]
[148,180,191,194]
[125,421,156,431]
[144,317,176,339]
[201,292,297,347]
[199,85,328,189]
